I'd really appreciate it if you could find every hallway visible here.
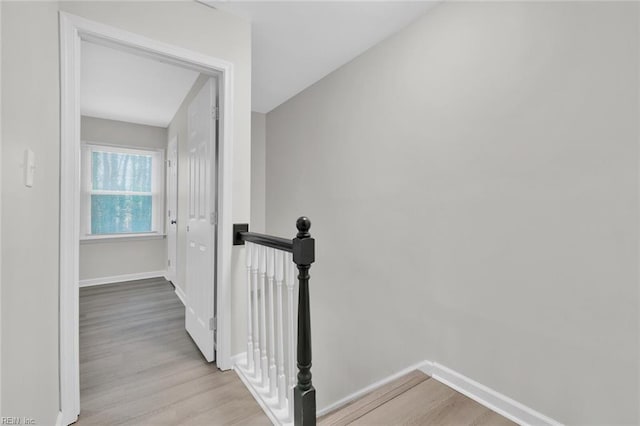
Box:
[77,278,268,425]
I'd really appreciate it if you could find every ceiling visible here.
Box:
[208,1,438,113]
[81,41,200,127]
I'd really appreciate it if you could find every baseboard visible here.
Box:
[232,352,289,425]
[316,360,434,417]
[79,270,167,287]
[174,285,187,306]
[315,360,561,426]
[230,352,246,366]
[424,362,563,426]
[55,411,64,426]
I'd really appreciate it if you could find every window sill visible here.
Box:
[80,233,166,244]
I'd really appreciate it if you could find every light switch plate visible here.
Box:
[24,148,35,187]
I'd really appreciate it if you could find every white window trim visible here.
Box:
[80,141,165,240]
[79,233,166,244]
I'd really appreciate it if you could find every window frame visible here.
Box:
[80,141,165,241]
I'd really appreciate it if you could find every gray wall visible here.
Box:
[266,2,639,424]
[1,2,251,423]
[80,116,167,281]
[251,112,266,233]
[167,74,208,295]
[1,2,61,422]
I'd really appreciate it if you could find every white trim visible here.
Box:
[0,1,3,415]
[232,353,284,426]
[83,141,163,157]
[59,12,235,425]
[174,285,187,306]
[427,362,563,426]
[315,360,562,426]
[59,12,81,425]
[214,38,234,372]
[230,352,246,366]
[55,411,64,426]
[315,360,434,417]
[80,233,166,243]
[79,270,167,288]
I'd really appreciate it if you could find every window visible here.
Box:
[81,143,164,239]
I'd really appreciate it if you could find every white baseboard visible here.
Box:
[315,359,561,426]
[232,352,289,425]
[55,411,64,426]
[79,270,167,287]
[230,352,246,366]
[316,360,434,417]
[426,362,563,426]
[174,285,187,306]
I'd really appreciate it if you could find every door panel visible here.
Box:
[185,77,217,362]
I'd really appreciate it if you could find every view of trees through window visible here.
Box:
[90,151,154,234]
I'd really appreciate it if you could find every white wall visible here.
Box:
[1,2,251,424]
[266,2,639,424]
[80,116,167,282]
[251,112,266,233]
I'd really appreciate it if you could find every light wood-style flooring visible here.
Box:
[319,370,516,426]
[77,278,269,425]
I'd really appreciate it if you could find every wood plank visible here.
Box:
[319,370,429,426]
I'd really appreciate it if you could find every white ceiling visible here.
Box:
[209,1,438,113]
[81,41,200,127]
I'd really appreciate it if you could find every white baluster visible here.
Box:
[251,242,261,378]
[286,252,297,421]
[259,245,269,387]
[267,248,277,398]
[275,250,287,409]
[245,243,254,372]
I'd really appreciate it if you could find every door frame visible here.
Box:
[59,12,235,426]
[166,135,178,287]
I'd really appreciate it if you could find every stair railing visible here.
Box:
[233,217,316,425]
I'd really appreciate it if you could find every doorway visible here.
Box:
[59,12,234,426]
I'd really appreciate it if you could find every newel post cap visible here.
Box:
[296,216,311,238]
[293,216,315,265]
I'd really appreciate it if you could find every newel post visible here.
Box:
[292,217,316,425]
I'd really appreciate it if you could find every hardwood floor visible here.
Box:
[319,370,516,426]
[78,278,269,426]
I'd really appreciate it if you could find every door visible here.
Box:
[185,77,217,362]
[166,136,178,284]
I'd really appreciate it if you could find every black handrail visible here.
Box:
[233,217,317,426]
[235,230,293,252]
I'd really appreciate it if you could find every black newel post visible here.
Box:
[292,217,316,426]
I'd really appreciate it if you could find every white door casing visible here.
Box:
[60,13,235,426]
[185,77,217,362]
[166,136,178,285]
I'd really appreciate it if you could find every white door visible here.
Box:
[166,136,178,284]
[185,77,217,362]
